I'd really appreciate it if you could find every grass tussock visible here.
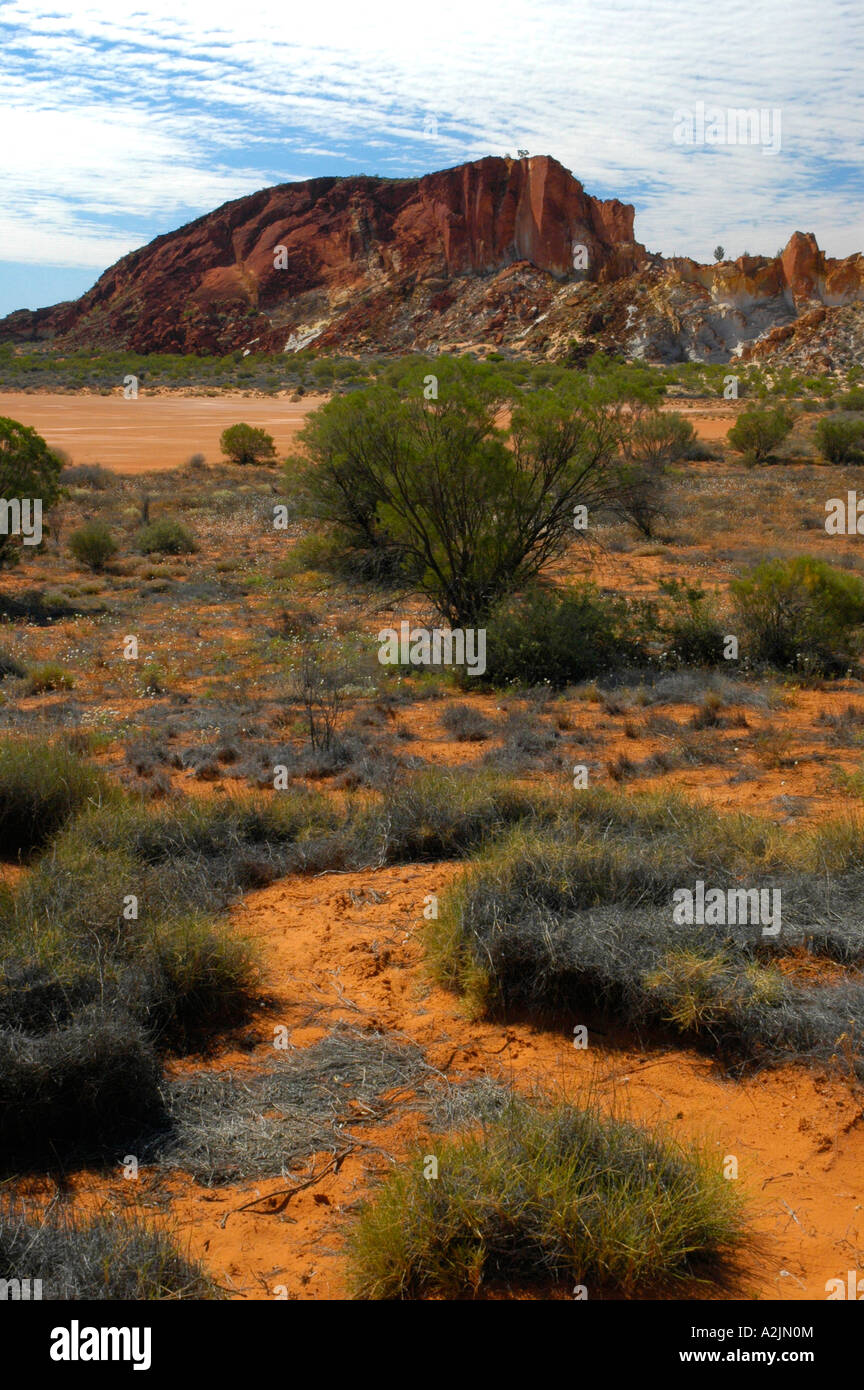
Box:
[347,1094,746,1299]
[427,786,864,1069]
[0,1201,219,1299]
[0,1009,164,1169]
[0,738,110,856]
[0,757,562,1169]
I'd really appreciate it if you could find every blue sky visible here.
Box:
[1,0,862,319]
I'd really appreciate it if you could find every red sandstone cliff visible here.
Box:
[0,156,646,355]
[1,155,862,366]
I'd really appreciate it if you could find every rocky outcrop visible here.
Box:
[1,155,861,367]
[0,156,646,355]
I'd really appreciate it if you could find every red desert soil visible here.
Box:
[0,391,736,475]
[0,391,327,474]
[53,862,864,1301]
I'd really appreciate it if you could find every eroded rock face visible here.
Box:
[1,155,861,366]
[0,157,646,356]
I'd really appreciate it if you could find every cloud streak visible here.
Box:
[1,0,862,309]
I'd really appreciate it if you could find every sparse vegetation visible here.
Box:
[3,348,864,1300]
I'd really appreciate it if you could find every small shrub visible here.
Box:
[0,1009,164,1167]
[657,579,727,667]
[137,519,197,555]
[220,423,277,466]
[727,406,795,464]
[0,1202,218,1299]
[69,521,117,571]
[59,463,115,489]
[626,408,697,466]
[0,648,25,679]
[24,663,75,694]
[439,704,494,742]
[483,585,645,688]
[814,416,864,464]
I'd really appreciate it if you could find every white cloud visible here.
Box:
[0,0,861,278]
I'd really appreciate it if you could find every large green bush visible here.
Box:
[0,416,63,567]
[731,556,864,675]
[288,360,650,625]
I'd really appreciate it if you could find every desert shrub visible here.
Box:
[133,912,260,1049]
[137,518,197,555]
[0,1009,164,1167]
[363,769,559,863]
[289,641,354,752]
[625,408,697,466]
[0,1203,218,1298]
[24,662,75,694]
[0,739,109,855]
[657,579,728,666]
[838,389,864,412]
[60,788,336,867]
[482,584,645,687]
[347,1095,744,1298]
[288,360,633,625]
[0,648,25,679]
[220,423,277,465]
[727,406,795,464]
[439,703,495,741]
[607,408,695,537]
[610,456,668,537]
[731,556,864,675]
[814,416,864,464]
[69,520,117,571]
[276,530,407,583]
[59,463,115,489]
[0,416,63,567]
